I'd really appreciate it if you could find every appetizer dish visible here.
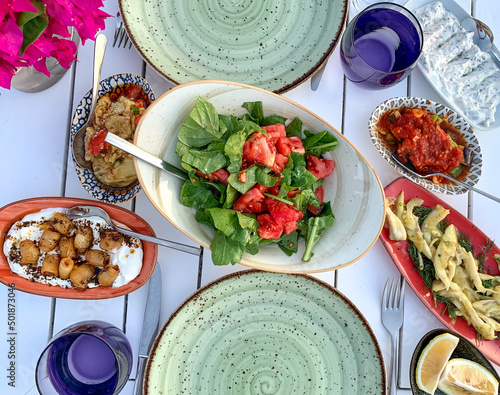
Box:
[369,96,482,195]
[381,178,500,365]
[71,73,155,204]
[3,208,143,291]
[377,106,469,183]
[176,98,337,266]
[0,197,157,299]
[411,330,500,395]
[134,81,385,273]
[84,83,150,188]
[408,0,500,130]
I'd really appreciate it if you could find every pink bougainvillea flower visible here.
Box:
[0,0,37,22]
[50,37,77,69]
[0,18,24,57]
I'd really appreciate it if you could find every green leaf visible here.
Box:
[210,230,245,266]
[19,14,49,55]
[281,152,317,189]
[285,117,303,138]
[242,101,264,123]
[302,214,335,262]
[224,130,247,173]
[181,141,228,174]
[228,166,278,194]
[261,115,287,126]
[303,130,338,156]
[278,232,299,256]
[178,97,226,147]
[223,184,239,209]
[179,178,220,208]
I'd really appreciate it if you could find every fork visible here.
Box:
[391,154,500,204]
[113,12,132,49]
[381,277,405,395]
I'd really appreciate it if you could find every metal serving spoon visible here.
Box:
[104,132,188,180]
[67,205,201,255]
[392,154,500,204]
[461,17,500,67]
[72,34,107,169]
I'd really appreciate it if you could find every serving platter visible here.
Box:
[369,96,482,195]
[134,80,386,273]
[381,177,500,365]
[0,197,158,299]
[118,0,348,93]
[404,0,500,131]
[144,270,386,394]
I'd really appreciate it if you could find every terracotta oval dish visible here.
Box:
[381,177,500,365]
[134,80,385,273]
[0,197,158,299]
[118,0,348,93]
[410,329,500,395]
[369,96,482,195]
[144,270,386,394]
[70,73,155,203]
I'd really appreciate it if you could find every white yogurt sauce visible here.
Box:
[414,1,500,127]
[3,208,143,288]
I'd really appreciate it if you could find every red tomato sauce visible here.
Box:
[377,107,466,183]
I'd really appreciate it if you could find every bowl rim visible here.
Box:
[133,79,385,273]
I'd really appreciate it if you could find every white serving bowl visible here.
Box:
[134,81,385,273]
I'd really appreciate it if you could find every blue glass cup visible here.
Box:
[36,320,132,395]
[340,2,423,89]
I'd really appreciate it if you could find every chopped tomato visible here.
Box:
[276,137,305,156]
[271,153,289,174]
[283,221,298,235]
[87,130,109,157]
[256,214,283,239]
[265,197,303,225]
[134,114,143,125]
[232,187,266,214]
[238,171,247,183]
[287,189,301,198]
[307,185,324,216]
[242,133,276,168]
[195,168,230,185]
[134,99,146,108]
[124,84,141,100]
[306,155,335,179]
[262,124,286,144]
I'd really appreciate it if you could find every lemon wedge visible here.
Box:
[415,333,460,394]
[437,358,499,395]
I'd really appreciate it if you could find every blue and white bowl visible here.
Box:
[70,73,155,203]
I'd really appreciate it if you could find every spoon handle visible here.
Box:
[114,225,201,255]
[90,34,107,117]
[437,173,500,204]
[104,133,188,180]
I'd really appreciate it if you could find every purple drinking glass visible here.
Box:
[340,2,423,89]
[36,320,132,395]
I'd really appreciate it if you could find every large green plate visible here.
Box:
[144,270,386,394]
[118,0,348,93]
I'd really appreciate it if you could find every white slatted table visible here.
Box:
[0,0,499,393]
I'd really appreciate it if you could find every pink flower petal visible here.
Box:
[0,18,23,57]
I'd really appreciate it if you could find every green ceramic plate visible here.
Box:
[144,270,386,394]
[118,0,348,93]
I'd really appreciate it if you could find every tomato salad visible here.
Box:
[176,98,337,266]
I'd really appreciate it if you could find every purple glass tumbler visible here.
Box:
[340,2,423,89]
[36,320,132,395]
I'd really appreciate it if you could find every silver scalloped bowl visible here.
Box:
[70,73,155,203]
[369,96,482,195]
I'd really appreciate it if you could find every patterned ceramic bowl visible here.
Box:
[368,96,482,195]
[70,73,155,203]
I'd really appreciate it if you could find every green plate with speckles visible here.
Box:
[118,0,348,93]
[144,270,386,394]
